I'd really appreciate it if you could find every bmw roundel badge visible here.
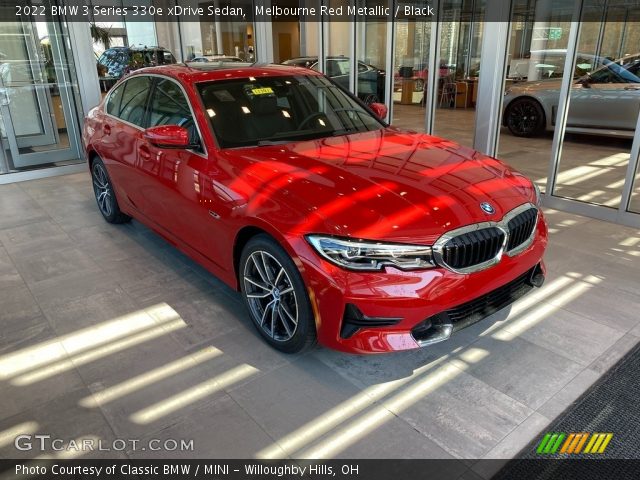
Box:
[480,202,495,214]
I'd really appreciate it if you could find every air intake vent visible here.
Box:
[340,304,401,339]
[441,227,505,271]
[506,207,538,253]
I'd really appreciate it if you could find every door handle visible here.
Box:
[103,124,111,135]
[139,144,151,159]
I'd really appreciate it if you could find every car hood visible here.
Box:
[221,128,535,244]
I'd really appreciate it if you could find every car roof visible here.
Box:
[128,63,322,83]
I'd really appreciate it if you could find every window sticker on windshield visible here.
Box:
[213,90,235,102]
[251,87,274,95]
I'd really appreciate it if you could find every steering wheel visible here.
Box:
[297,112,327,130]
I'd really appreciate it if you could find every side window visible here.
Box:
[148,78,200,146]
[118,76,152,126]
[105,83,124,116]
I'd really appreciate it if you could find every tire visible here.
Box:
[91,156,131,224]
[239,235,317,353]
[505,98,545,137]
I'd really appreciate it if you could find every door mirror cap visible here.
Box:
[144,125,193,148]
[369,102,388,120]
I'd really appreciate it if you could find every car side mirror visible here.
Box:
[369,102,388,120]
[144,125,195,149]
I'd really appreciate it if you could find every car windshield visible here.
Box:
[588,58,640,84]
[197,75,382,148]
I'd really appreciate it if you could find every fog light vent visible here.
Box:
[340,304,402,339]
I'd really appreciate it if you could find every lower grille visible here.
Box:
[506,207,538,252]
[412,265,543,344]
[340,304,401,339]
[441,227,505,270]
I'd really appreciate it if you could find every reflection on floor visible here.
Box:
[0,173,639,473]
[393,103,639,210]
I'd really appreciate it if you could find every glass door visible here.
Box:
[551,0,640,209]
[0,12,82,171]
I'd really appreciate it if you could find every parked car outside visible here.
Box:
[83,63,547,354]
[189,55,244,63]
[282,56,386,104]
[97,46,177,80]
[503,52,640,137]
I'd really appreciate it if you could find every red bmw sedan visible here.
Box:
[83,63,548,354]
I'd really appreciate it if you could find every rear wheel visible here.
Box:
[91,157,131,224]
[240,235,316,353]
[505,98,545,137]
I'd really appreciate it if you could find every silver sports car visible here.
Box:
[503,54,640,138]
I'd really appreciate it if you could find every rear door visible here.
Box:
[99,75,152,213]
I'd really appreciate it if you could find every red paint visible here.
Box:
[83,65,548,354]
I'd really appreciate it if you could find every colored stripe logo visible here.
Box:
[537,432,613,454]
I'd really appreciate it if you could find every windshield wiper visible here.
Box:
[332,127,365,136]
[256,139,292,146]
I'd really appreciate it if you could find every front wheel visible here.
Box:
[240,235,316,353]
[505,98,545,137]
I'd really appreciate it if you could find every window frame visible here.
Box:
[114,75,154,127]
[146,76,204,154]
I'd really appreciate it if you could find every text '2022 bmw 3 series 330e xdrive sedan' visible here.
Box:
[83,62,548,354]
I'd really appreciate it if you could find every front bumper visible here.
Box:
[290,216,548,354]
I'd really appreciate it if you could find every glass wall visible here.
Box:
[432,0,485,146]
[355,0,387,104]
[552,0,639,209]
[392,10,431,130]
[0,16,83,174]
[178,1,255,61]
[497,0,574,192]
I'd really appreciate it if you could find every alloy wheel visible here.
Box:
[243,251,299,342]
[508,101,542,136]
[92,162,113,217]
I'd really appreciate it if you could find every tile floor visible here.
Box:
[0,172,638,477]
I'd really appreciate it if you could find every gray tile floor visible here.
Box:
[0,173,639,474]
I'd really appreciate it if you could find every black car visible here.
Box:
[282,56,385,104]
[97,46,177,79]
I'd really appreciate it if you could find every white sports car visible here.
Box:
[503,53,640,138]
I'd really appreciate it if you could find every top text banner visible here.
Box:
[1,0,439,23]
[1,0,639,23]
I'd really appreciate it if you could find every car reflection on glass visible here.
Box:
[282,56,385,104]
[503,53,640,138]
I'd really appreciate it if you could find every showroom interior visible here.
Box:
[0,0,639,473]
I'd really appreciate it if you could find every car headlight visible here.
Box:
[306,235,435,271]
[533,182,542,206]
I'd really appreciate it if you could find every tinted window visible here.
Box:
[118,76,152,126]
[148,78,199,144]
[105,83,124,116]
